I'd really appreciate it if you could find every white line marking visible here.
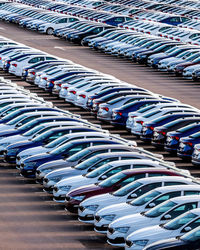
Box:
[54,46,65,51]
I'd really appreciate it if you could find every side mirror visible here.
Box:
[100,175,107,180]
[148,202,155,208]
[164,214,172,220]
[184,226,192,232]
[130,193,137,198]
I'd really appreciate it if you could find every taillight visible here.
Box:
[50,80,55,84]
[102,107,109,112]
[136,120,144,125]
[79,94,86,98]
[161,131,166,136]
[31,71,35,75]
[64,86,68,89]
[131,115,136,118]
[185,142,193,146]
[43,77,47,80]
[12,63,17,67]
[171,136,179,140]
[70,90,76,95]
[146,126,154,130]
[115,111,122,116]
[57,83,62,87]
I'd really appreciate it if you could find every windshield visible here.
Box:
[164,212,198,230]
[64,148,90,162]
[75,156,101,170]
[113,181,142,197]
[6,114,26,125]
[100,172,127,187]
[181,226,200,242]
[50,142,74,155]
[130,191,161,206]
[145,201,176,218]
[85,162,112,178]
[23,124,45,136]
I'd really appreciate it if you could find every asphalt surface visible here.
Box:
[0,21,200,250]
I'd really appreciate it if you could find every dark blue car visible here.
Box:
[111,99,170,126]
[18,138,122,178]
[165,122,200,154]
[141,113,200,142]
[177,131,200,159]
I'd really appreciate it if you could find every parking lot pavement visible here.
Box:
[0,22,200,109]
[0,161,116,250]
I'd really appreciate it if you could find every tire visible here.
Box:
[46,27,54,35]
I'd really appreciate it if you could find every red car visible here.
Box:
[65,168,184,213]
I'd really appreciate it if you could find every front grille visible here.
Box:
[108,227,114,234]
[108,237,125,244]
[126,240,133,247]
[95,215,100,222]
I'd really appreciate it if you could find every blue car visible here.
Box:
[111,99,169,126]
[0,106,64,124]
[141,113,200,142]
[165,122,200,154]
[19,138,122,178]
[177,131,200,159]
[87,86,148,109]
[5,125,104,163]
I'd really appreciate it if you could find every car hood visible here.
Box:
[81,193,113,207]
[6,139,35,150]
[47,167,79,179]
[126,225,168,241]
[96,202,132,216]
[68,183,105,197]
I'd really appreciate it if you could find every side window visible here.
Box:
[121,157,137,160]
[114,17,124,23]
[161,203,198,221]
[58,19,67,23]
[184,191,200,196]
[69,18,77,22]
[147,191,181,208]
[99,165,131,180]
[46,57,56,60]
[182,218,200,233]
[28,57,45,64]
[110,149,129,153]
[165,182,187,186]
[128,182,161,200]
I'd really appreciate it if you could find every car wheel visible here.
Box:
[46,28,54,35]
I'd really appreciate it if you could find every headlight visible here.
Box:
[101,214,116,221]
[58,185,71,192]
[25,162,37,168]
[71,195,85,201]
[74,35,79,38]
[85,204,99,211]
[115,226,130,233]
[132,239,149,246]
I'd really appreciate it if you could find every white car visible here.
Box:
[9,53,57,76]
[37,16,79,35]
[124,195,200,249]
[125,208,200,250]
[104,185,200,246]
[52,159,172,203]
[182,64,200,79]
[78,176,194,225]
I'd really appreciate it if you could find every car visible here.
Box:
[106,185,200,247]
[177,131,200,159]
[123,195,200,249]
[19,138,130,178]
[141,113,200,142]
[78,176,194,224]
[165,122,200,154]
[143,225,200,250]
[152,117,200,148]
[125,208,200,250]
